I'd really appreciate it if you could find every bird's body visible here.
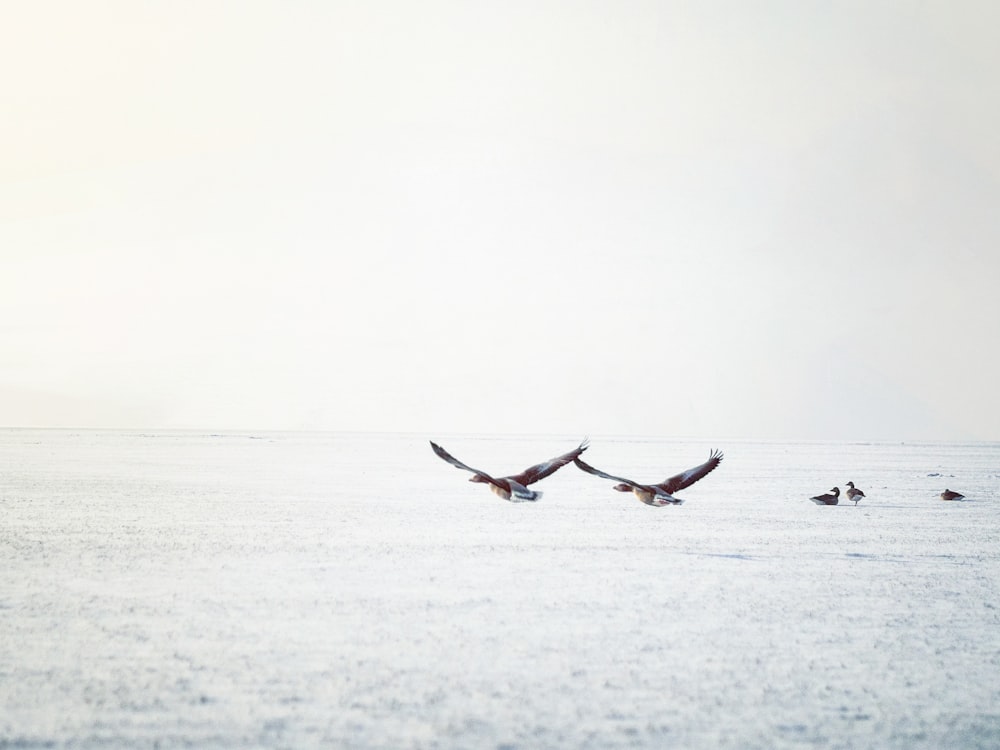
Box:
[429,439,588,502]
[845,481,865,506]
[574,449,723,507]
[810,487,840,505]
[940,489,965,502]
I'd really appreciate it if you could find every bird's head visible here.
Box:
[831,487,840,496]
[846,481,855,489]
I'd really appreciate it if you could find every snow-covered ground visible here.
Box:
[1,430,998,748]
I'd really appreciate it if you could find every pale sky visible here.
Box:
[2,1,999,440]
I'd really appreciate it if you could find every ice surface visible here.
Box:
[1,431,999,749]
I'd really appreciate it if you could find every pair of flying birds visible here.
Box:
[429,438,723,506]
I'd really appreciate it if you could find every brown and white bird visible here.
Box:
[940,489,965,502]
[573,449,723,506]
[810,487,840,505]
[845,481,865,506]
[429,439,588,502]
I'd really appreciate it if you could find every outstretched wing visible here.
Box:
[573,456,643,490]
[656,449,723,494]
[508,439,589,486]
[429,441,505,489]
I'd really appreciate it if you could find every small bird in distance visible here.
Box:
[810,487,840,506]
[845,481,865,506]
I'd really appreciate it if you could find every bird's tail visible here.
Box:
[510,489,541,502]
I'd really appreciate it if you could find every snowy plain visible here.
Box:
[1,429,998,749]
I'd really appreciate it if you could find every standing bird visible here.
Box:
[573,449,723,506]
[940,489,965,502]
[810,487,840,505]
[429,439,588,502]
[845,481,866,506]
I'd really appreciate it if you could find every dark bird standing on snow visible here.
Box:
[845,481,865,506]
[429,439,588,502]
[573,449,723,506]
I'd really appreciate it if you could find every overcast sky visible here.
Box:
[2,1,999,440]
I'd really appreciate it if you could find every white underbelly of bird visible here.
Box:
[492,482,540,502]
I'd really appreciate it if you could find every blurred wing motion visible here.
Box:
[429,441,505,491]
[656,449,724,494]
[509,439,589,486]
[573,457,643,490]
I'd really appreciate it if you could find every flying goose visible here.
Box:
[939,489,965,502]
[845,481,865,506]
[429,438,588,502]
[810,487,840,505]
[573,449,723,506]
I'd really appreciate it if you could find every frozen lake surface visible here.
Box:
[2,430,999,748]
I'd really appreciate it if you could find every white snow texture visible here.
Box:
[1,430,998,749]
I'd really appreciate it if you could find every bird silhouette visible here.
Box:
[810,487,840,505]
[429,439,588,502]
[845,481,865,506]
[573,449,723,506]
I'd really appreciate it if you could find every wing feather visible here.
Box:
[508,439,589,486]
[656,449,723,494]
[573,457,643,490]
[429,441,505,490]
